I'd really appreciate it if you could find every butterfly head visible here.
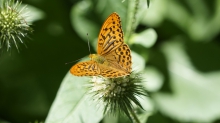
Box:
[89,54,96,60]
[89,54,105,64]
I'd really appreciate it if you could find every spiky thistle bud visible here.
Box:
[0,0,33,52]
[89,72,146,122]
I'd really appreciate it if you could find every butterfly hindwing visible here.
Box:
[97,12,124,55]
[105,44,132,73]
[98,64,129,78]
[70,61,100,76]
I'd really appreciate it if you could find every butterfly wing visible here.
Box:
[70,61,100,76]
[98,64,129,78]
[105,44,132,73]
[97,12,124,55]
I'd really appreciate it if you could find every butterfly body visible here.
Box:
[70,12,132,78]
[89,54,106,65]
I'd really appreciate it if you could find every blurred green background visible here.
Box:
[1,0,220,123]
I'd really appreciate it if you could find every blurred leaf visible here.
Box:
[0,119,10,123]
[130,28,157,48]
[147,112,178,123]
[117,114,131,123]
[186,0,220,42]
[141,0,168,27]
[142,66,164,92]
[45,73,103,123]
[131,51,145,71]
[153,39,220,122]
[71,0,99,41]
[185,41,220,72]
[147,0,150,7]
[103,115,118,123]
[136,96,154,123]
[166,1,191,32]
[183,0,220,42]
[167,0,220,42]
[103,113,131,123]
[96,0,128,18]
[23,4,45,23]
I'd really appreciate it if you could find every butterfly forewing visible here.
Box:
[97,12,124,55]
[70,61,100,76]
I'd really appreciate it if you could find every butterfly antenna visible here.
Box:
[65,57,83,65]
[87,33,91,55]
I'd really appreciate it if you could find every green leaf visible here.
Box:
[167,0,220,42]
[103,115,118,123]
[70,0,99,41]
[130,28,157,48]
[96,0,128,18]
[131,51,145,71]
[23,4,45,23]
[140,0,168,27]
[45,73,103,123]
[135,96,154,123]
[153,39,220,122]
[147,0,150,7]
[142,66,164,92]
[0,118,10,123]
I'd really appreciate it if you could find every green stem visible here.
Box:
[125,0,139,44]
[128,108,140,123]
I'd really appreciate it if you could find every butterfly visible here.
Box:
[70,12,132,78]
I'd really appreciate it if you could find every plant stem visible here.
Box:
[128,108,140,123]
[125,0,139,43]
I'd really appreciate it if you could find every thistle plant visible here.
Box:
[0,0,33,52]
[89,72,146,122]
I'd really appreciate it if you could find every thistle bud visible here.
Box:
[89,72,146,121]
[0,0,33,52]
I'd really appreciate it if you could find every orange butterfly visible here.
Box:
[70,12,132,78]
